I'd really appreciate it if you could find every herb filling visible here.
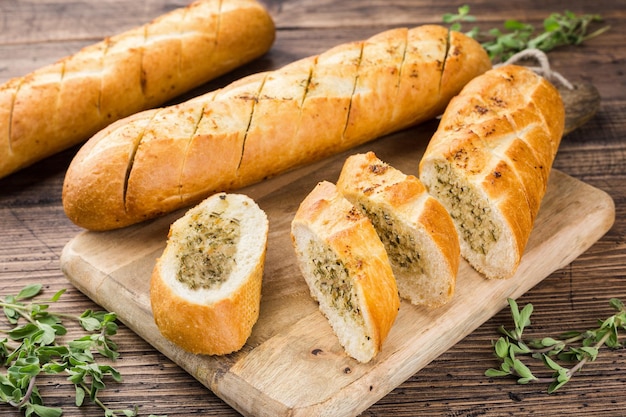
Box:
[358,203,425,276]
[175,211,240,290]
[308,240,365,328]
[433,162,499,254]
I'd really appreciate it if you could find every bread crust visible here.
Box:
[63,24,491,231]
[291,181,400,363]
[0,0,275,179]
[337,152,459,308]
[151,254,264,355]
[150,192,268,355]
[419,65,565,279]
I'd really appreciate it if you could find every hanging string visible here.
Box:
[495,48,574,90]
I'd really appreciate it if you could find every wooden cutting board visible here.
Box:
[60,126,615,417]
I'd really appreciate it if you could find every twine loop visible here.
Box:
[496,48,574,90]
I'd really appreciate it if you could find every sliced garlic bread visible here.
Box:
[150,192,268,355]
[291,181,400,363]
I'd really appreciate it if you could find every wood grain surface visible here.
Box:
[1,1,625,416]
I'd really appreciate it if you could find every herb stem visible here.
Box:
[486,298,626,393]
[531,334,584,354]
[567,326,613,376]
[0,300,81,322]
[8,375,38,408]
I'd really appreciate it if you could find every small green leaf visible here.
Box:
[50,289,66,302]
[16,284,43,300]
[548,379,568,393]
[556,368,570,383]
[519,303,534,330]
[123,408,138,417]
[513,359,536,380]
[542,354,563,371]
[36,322,58,346]
[485,368,510,377]
[508,298,521,325]
[609,298,624,312]
[8,323,40,340]
[494,337,509,358]
[79,317,102,332]
[25,403,63,417]
[517,377,535,384]
[510,340,531,355]
[540,337,559,347]
[3,306,20,324]
[75,385,85,406]
[579,346,599,361]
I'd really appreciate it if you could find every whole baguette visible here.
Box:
[419,65,565,279]
[290,180,399,363]
[336,152,459,308]
[0,0,275,179]
[150,192,268,355]
[63,24,491,231]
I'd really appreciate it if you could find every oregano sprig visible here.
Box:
[0,283,159,417]
[443,5,610,62]
[486,298,626,393]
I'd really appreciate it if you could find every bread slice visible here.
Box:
[419,65,565,279]
[150,192,268,355]
[290,181,400,363]
[336,152,459,308]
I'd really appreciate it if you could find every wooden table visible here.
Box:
[1,1,624,416]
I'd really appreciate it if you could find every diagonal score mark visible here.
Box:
[177,97,215,203]
[439,27,452,98]
[122,112,158,213]
[341,41,365,142]
[394,29,410,106]
[237,74,268,171]
[289,58,315,158]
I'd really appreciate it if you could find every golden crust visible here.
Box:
[419,65,565,279]
[291,181,399,362]
[150,252,264,355]
[1,0,275,179]
[63,24,491,231]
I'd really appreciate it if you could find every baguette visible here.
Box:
[0,0,275,179]
[418,65,565,279]
[150,192,268,355]
[336,152,459,308]
[62,24,491,231]
[290,181,400,363]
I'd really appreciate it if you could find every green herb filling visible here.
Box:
[175,211,240,290]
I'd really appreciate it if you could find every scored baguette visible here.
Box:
[0,0,275,179]
[336,152,459,308]
[62,24,491,231]
[291,181,400,363]
[150,192,268,355]
[419,65,565,279]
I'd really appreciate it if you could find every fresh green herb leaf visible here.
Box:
[486,298,626,393]
[443,6,610,62]
[0,284,157,417]
[16,285,43,301]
